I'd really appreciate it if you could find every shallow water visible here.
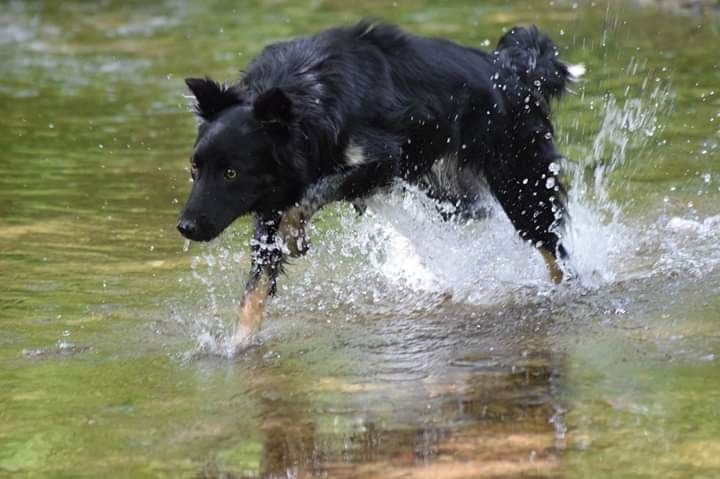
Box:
[1,0,720,477]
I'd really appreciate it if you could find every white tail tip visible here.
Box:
[567,63,586,81]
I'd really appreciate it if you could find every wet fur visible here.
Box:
[178,22,580,334]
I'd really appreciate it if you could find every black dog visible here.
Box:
[177,21,582,341]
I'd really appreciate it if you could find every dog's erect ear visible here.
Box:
[185,77,241,120]
[253,87,293,128]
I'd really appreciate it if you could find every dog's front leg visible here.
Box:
[234,159,398,344]
[277,206,310,258]
[234,215,285,344]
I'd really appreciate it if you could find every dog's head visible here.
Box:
[177,78,296,241]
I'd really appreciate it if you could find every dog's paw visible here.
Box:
[225,328,264,356]
[231,325,255,346]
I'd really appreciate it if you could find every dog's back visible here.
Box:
[240,21,575,172]
[236,20,579,275]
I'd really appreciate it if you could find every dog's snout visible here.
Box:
[177,218,198,238]
[177,215,217,241]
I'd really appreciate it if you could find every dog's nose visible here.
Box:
[177,218,198,238]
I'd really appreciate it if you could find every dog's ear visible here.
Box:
[185,77,240,120]
[253,87,293,129]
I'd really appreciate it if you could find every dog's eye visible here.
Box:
[223,168,238,180]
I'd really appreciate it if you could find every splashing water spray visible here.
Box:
[178,66,685,355]
[563,84,673,286]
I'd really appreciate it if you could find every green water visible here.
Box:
[1,1,720,477]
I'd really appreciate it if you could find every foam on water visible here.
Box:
[174,75,720,356]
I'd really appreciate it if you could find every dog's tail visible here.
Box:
[494,25,584,103]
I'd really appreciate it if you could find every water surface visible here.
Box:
[1,1,720,477]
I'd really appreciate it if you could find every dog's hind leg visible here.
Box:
[484,132,571,284]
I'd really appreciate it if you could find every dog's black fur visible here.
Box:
[178,21,578,318]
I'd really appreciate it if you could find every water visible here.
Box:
[1,1,720,477]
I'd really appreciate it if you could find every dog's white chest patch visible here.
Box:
[345,142,366,166]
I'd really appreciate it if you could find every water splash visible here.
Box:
[175,72,720,356]
[171,233,251,357]
[563,85,673,286]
